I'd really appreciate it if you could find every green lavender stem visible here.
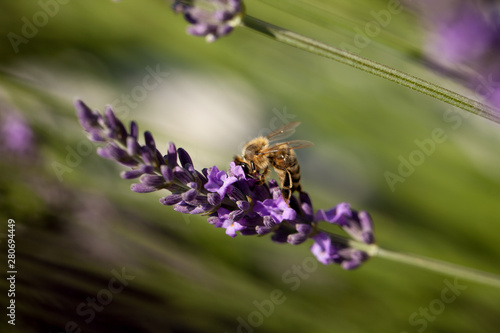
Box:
[241,15,500,125]
[326,232,500,289]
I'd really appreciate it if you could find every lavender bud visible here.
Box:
[263,216,276,228]
[160,194,183,205]
[287,232,309,245]
[173,203,192,214]
[256,225,273,235]
[271,229,290,243]
[239,228,258,236]
[186,195,209,206]
[178,147,193,168]
[229,209,245,222]
[105,106,127,142]
[144,131,156,151]
[173,166,193,184]
[165,183,187,193]
[186,164,202,188]
[140,174,166,188]
[236,200,250,211]
[340,250,369,270]
[166,142,177,167]
[97,145,138,166]
[359,211,375,244]
[75,100,101,132]
[207,216,220,226]
[190,205,212,214]
[155,149,166,166]
[140,146,155,166]
[299,191,314,221]
[227,186,246,202]
[140,165,155,174]
[161,165,174,183]
[130,183,158,193]
[129,121,138,140]
[295,223,313,235]
[207,192,222,206]
[182,188,198,202]
[88,131,106,142]
[126,136,140,156]
[121,169,143,179]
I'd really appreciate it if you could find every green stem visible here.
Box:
[240,15,500,125]
[326,232,500,289]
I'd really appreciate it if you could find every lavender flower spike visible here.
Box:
[75,100,376,270]
[172,0,245,42]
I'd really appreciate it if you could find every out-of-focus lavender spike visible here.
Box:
[172,0,244,42]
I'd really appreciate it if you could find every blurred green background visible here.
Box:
[1,0,500,332]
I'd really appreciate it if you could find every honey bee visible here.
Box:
[234,122,313,202]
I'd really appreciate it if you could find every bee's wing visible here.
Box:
[259,140,314,154]
[265,122,301,142]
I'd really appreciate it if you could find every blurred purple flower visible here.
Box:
[1,113,34,155]
[172,0,245,42]
[427,6,495,64]
[75,100,376,269]
[418,1,500,108]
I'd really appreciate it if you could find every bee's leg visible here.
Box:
[281,170,293,202]
[256,166,270,185]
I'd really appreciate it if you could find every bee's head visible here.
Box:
[233,155,254,175]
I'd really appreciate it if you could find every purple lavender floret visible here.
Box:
[316,203,375,245]
[311,233,369,270]
[75,100,375,270]
[172,0,245,42]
